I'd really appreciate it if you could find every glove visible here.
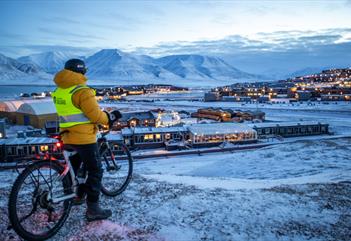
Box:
[104,110,122,127]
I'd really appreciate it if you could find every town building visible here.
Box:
[295,90,312,101]
[222,96,251,102]
[191,108,233,122]
[156,111,181,127]
[249,121,329,138]
[0,121,331,162]
[320,94,347,101]
[232,110,265,122]
[0,100,57,129]
[204,92,222,102]
[187,123,257,147]
[0,120,5,139]
[112,111,157,130]
[120,126,188,149]
[0,100,35,123]
[0,137,61,162]
[15,101,58,129]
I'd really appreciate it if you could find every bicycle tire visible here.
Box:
[101,144,133,197]
[8,160,72,241]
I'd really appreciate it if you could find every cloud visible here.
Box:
[37,27,107,41]
[0,45,99,58]
[42,15,136,32]
[0,31,30,42]
[132,28,351,57]
[42,16,81,25]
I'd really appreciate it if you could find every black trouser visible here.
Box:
[66,143,102,203]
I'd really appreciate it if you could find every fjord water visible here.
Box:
[0,85,55,99]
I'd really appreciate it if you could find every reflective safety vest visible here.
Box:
[52,85,92,128]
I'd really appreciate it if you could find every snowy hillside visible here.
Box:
[1,138,350,240]
[156,54,260,82]
[84,49,262,86]
[285,67,331,78]
[85,49,181,84]
[0,53,51,83]
[18,51,80,74]
[0,49,264,86]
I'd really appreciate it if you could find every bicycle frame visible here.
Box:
[49,150,78,204]
[49,131,114,204]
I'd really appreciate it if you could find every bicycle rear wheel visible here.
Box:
[101,144,133,197]
[8,160,72,241]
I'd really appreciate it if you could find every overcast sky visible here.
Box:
[0,0,350,57]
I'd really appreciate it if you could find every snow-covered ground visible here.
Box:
[0,89,350,240]
[1,137,350,240]
[102,95,351,136]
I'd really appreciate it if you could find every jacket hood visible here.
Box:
[53,69,87,89]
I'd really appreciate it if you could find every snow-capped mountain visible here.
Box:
[156,54,260,81]
[85,49,261,85]
[0,49,264,86]
[18,51,79,74]
[85,49,182,83]
[0,53,51,83]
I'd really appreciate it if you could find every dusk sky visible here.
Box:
[0,0,350,57]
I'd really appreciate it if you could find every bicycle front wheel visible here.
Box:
[8,160,72,241]
[101,144,133,197]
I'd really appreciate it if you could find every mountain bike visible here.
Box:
[7,130,133,241]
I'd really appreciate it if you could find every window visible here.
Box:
[144,134,154,142]
[136,135,144,143]
[155,133,162,142]
[124,138,130,145]
[7,147,12,155]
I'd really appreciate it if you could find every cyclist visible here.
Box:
[52,59,121,221]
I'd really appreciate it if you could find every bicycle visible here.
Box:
[7,129,133,241]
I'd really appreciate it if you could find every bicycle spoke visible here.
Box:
[9,160,72,240]
[37,168,53,190]
[18,198,39,224]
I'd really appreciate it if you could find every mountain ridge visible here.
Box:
[1,48,345,86]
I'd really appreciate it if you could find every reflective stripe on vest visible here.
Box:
[59,113,90,123]
[52,84,92,128]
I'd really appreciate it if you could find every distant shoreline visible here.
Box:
[0,84,116,87]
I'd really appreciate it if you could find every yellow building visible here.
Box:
[0,100,42,123]
[15,101,58,129]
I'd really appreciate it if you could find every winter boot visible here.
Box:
[86,201,112,222]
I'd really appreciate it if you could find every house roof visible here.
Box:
[17,101,56,115]
[0,137,58,145]
[120,111,156,121]
[121,126,187,136]
[188,123,255,136]
[0,99,49,112]
[248,121,327,128]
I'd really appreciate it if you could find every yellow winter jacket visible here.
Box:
[53,69,109,144]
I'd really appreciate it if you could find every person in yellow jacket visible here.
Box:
[52,59,121,222]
